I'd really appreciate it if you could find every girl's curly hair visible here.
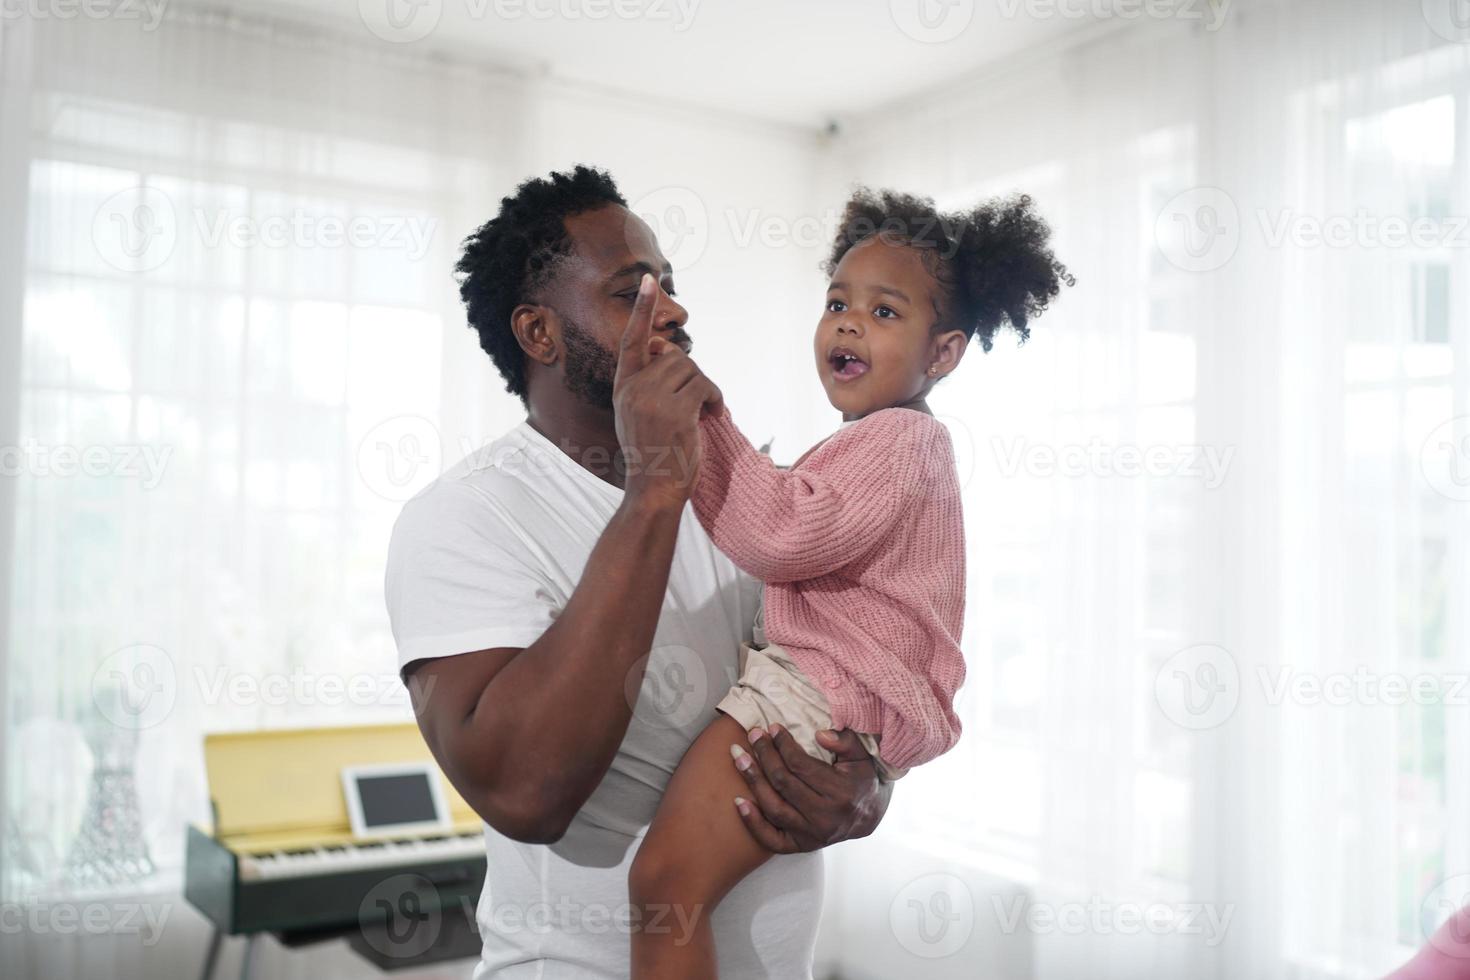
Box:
[824,187,1074,352]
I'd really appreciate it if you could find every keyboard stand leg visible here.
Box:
[198,927,222,980]
[239,934,259,980]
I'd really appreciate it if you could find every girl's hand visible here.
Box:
[730,725,891,852]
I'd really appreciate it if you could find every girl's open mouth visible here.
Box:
[829,347,870,381]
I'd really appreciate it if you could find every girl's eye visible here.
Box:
[875,305,897,319]
[826,299,846,313]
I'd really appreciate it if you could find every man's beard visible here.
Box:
[559,314,693,410]
[560,316,618,409]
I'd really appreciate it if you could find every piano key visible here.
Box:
[237,832,485,881]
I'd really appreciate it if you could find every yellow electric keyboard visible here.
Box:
[183,723,487,979]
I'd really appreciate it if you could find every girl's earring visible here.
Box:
[928,366,938,376]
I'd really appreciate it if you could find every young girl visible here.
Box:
[628,187,1073,979]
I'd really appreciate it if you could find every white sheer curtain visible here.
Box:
[5,1,1467,978]
[821,1,1469,978]
[0,8,829,977]
[0,5,528,907]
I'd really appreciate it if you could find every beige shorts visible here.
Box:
[717,641,908,782]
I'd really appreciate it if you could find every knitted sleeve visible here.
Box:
[691,406,944,583]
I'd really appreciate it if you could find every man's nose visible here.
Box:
[656,289,688,331]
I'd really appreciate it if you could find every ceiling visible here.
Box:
[219,0,1102,129]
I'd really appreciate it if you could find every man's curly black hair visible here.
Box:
[455,166,627,401]
[824,187,1074,353]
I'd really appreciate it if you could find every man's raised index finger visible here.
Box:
[615,273,658,378]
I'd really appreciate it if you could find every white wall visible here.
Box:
[447,76,841,468]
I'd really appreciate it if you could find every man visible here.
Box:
[386,166,890,978]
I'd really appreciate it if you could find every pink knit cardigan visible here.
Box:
[691,405,966,770]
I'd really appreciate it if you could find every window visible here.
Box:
[8,95,459,898]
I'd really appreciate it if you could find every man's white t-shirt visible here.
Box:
[384,420,823,979]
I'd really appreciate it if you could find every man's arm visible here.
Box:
[405,491,684,844]
[406,275,717,844]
